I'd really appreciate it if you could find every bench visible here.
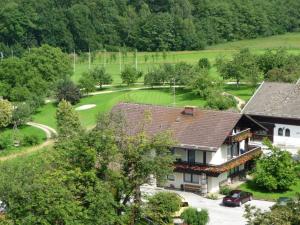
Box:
[182,184,201,193]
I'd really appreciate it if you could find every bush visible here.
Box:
[198,58,211,70]
[219,185,232,196]
[206,92,236,110]
[253,139,297,191]
[0,133,13,150]
[206,193,218,200]
[181,207,209,225]
[144,192,181,224]
[22,134,40,146]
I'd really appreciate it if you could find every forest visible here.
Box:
[1,0,300,54]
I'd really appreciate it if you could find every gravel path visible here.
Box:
[26,122,57,139]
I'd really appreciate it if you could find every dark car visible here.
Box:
[222,190,253,207]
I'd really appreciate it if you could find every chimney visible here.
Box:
[183,106,195,116]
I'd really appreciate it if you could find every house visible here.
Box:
[112,103,265,194]
[242,81,300,155]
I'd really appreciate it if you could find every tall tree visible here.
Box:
[56,100,82,139]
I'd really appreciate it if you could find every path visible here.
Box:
[0,123,57,162]
[0,140,54,161]
[224,92,246,111]
[26,122,57,139]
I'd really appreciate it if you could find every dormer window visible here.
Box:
[285,128,290,137]
[278,128,283,136]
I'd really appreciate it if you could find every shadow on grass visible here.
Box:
[243,180,290,195]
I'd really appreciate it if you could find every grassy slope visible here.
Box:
[0,125,47,157]
[33,88,207,129]
[72,32,300,84]
[239,179,300,201]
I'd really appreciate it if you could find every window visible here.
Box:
[184,173,199,184]
[278,128,283,136]
[187,150,196,163]
[285,129,291,137]
[167,174,175,181]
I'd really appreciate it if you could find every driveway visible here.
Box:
[141,185,274,225]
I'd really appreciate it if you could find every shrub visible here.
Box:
[144,192,181,224]
[253,139,297,191]
[181,207,209,225]
[0,133,13,150]
[206,193,218,200]
[22,134,40,146]
[219,185,232,196]
[198,58,211,70]
[206,92,236,110]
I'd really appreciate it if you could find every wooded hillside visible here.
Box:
[1,0,300,53]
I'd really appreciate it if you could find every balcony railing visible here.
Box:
[226,128,252,143]
[174,145,262,176]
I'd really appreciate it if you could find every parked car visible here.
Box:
[222,190,253,207]
[276,197,293,206]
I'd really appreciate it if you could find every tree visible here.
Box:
[198,58,211,70]
[187,69,220,98]
[144,192,181,224]
[0,99,13,128]
[121,67,142,86]
[91,112,175,224]
[78,72,96,94]
[23,44,72,84]
[90,66,112,89]
[217,49,257,86]
[180,207,209,225]
[56,79,81,105]
[56,100,82,139]
[244,196,300,225]
[144,68,164,87]
[11,103,32,128]
[253,139,297,191]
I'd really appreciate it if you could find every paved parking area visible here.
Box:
[141,185,275,225]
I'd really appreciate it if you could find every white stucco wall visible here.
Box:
[207,172,228,193]
[209,145,228,165]
[273,123,300,148]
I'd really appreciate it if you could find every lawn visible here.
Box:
[72,32,300,85]
[0,125,47,157]
[224,84,256,101]
[239,179,300,201]
[33,88,207,129]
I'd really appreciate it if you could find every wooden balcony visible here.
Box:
[226,128,252,143]
[174,145,261,177]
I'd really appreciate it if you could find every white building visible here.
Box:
[113,103,265,194]
[242,82,300,156]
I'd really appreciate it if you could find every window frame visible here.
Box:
[183,173,199,184]
[278,128,283,136]
[285,128,291,137]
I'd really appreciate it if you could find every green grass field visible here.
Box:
[239,179,300,201]
[72,32,300,85]
[33,88,207,129]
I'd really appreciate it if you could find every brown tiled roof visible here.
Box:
[243,82,300,119]
[112,103,243,151]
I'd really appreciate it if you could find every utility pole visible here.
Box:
[135,49,138,70]
[73,50,76,74]
[119,49,122,73]
[88,48,91,70]
[103,49,106,67]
